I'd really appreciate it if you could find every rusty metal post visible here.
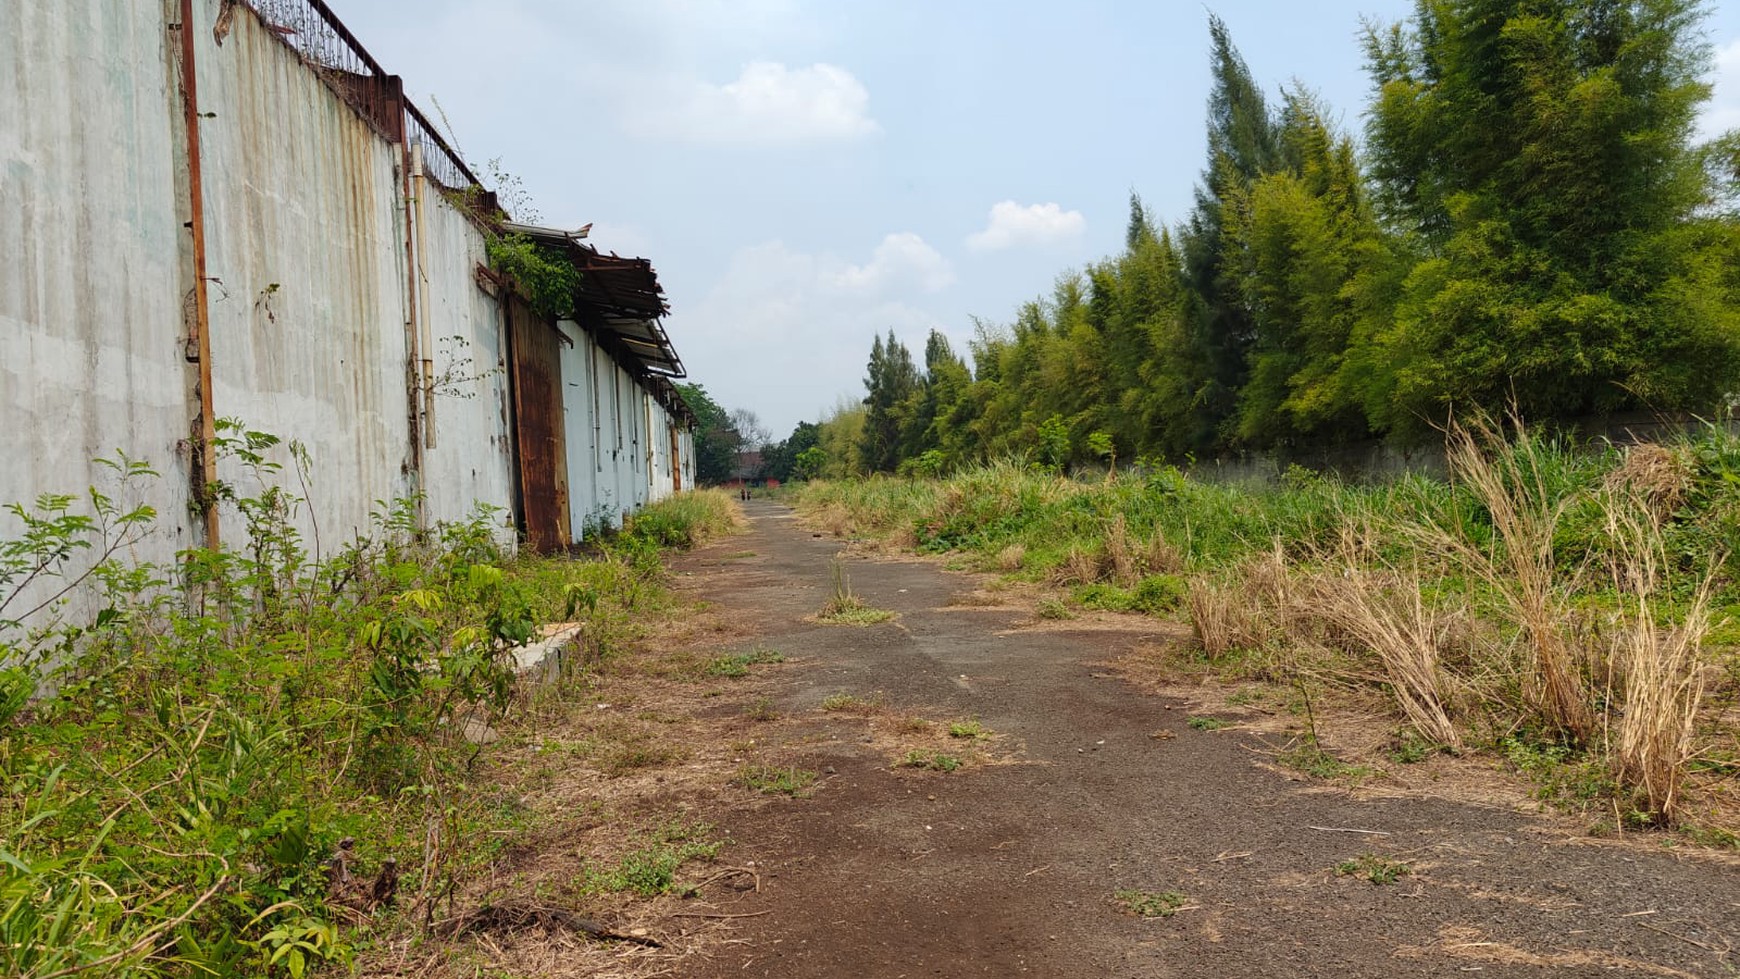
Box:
[178,0,220,550]
[397,101,426,526]
[411,143,436,451]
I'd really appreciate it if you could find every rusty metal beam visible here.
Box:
[178,0,219,551]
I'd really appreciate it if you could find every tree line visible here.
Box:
[769,0,1740,478]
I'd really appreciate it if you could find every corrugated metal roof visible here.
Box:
[500,221,685,380]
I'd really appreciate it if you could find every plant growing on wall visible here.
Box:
[486,232,580,321]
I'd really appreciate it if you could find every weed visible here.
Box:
[899,751,962,772]
[745,697,779,722]
[816,603,896,626]
[1186,716,1228,731]
[821,692,882,714]
[599,742,683,776]
[584,822,721,896]
[790,423,1740,839]
[1036,597,1076,620]
[0,441,723,974]
[1114,889,1189,918]
[1279,739,1374,781]
[817,561,895,623]
[735,764,818,796]
[1336,853,1412,885]
[704,645,785,678]
[1386,730,1442,764]
[947,718,990,739]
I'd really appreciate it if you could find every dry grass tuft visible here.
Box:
[995,543,1027,572]
[1601,503,1711,825]
[1103,514,1140,587]
[1305,564,1461,748]
[1143,532,1185,575]
[1186,577,1270,660]
[1425,417,1595,742]
[1052,546,1103,586]
[1604,442,1692,522]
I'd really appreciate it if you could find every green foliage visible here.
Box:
[1361,0,1738,432]
[1336,853,1411,885]
[485,232,580,321]
[675,384,740,485]
[860,331,924,473]
[583,822,720,896]
[734,764,817,796]
[764,421,821,482]
[619,490,740,549]
[1114,888,1189,918]
[813,4,1738,471]
[703,646,784,678]
[0,436,703,976]
[1036,415,1072,473]
[898,750,962,772]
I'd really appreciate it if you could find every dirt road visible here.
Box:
[671,501,1737,978]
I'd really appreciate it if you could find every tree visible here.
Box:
[1223,88,1399,445]
[763,420,820,482]
[676,383,738,485]
[859,331,921,472]
[1363,0,1740,429]
[1177,13,1283,447]
[728,408,770,455]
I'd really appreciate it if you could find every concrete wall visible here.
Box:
[196,5,420,547]
[417,163,517,527]
[0,1,199,582]
[3,0,692,631]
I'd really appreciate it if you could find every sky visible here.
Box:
[331,0,1740,438]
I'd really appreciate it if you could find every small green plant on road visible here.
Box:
[1114,889,1190,918]
[704,645,785,677]
[948,718,990,740]
[820,692,883,714]
[817,558,895,625]
[1336,853,1412,885]
[899,750,962,772]
[584,822,721,896]
[735,763,818,796]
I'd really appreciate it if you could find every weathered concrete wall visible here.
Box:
[416,165,517,528]
[194,3,418,546]
[4,0,690,624]
[648,399,675,503]
[0,1,200,600]
[558,321,599,535]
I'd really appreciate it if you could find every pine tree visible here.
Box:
[859,330,921,473]
[1178,14,1283,448]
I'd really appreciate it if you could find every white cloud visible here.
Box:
[832,233,954,294]
[1701,36,1740,142]
[634,61,880,145]
[670,233,958,434]
[966,201,1087,251]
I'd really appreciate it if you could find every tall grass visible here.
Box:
[793,422,1737,828]
[618,488,744,549]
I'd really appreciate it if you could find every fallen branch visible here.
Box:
[433,902,662,947]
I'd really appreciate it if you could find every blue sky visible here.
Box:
[335,0,1740,437]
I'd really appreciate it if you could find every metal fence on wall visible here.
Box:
[243,0,479,191]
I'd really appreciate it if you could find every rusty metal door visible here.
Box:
[507,296,571,552]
